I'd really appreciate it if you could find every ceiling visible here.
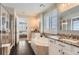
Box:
[3,3,54,16]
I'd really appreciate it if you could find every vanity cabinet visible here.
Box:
[49,39,55,55]
[49,39,79,55]
[71,46,79,55]
[49,39,74,55]
[57,41,73,55]
[56,41,72,51]
[49,39,62,55]
[62,49,73,55]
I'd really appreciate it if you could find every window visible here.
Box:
[17,18,27,34]
[72,18,79,30]
[43,9,58,34]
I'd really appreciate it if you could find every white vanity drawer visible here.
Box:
[49,39,55,43]
[49,39,61,55]
[56,41,72,51]
[72,46,79,55]
[62,49,73,55]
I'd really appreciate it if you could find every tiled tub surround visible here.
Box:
[48,33,79,55]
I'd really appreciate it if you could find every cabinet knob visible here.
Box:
[77,52,79,53]
[62,52,64,54]
[59,50,60,52]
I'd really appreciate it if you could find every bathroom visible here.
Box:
[0,3,79,55]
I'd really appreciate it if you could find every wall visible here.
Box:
[39,4,60,34]
[57,3,79,18]
[57,3,79,34]
[57,3,79,13]
[26,16,40,41]
[28,16,40,31]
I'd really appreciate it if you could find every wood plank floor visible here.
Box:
[10,40,35,55]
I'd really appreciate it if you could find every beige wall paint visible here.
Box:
[15,15,40,41]
[26,16,40,41]
[57,3,79,19]
[57,3,79,13]
[28,16,40,31]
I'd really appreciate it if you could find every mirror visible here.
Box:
[60,17,79,33]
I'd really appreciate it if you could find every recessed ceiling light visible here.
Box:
[40,4,45,7]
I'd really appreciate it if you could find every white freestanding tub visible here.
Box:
[31,36,49,55]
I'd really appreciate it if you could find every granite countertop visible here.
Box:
[58,39,79,47]
[46,35,79,47]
